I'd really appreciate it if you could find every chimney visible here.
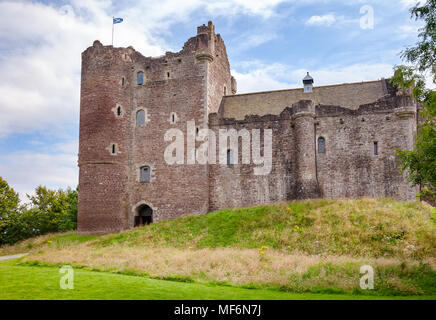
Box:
[303,72,314,93]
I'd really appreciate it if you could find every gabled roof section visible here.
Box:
[220,79,389,120]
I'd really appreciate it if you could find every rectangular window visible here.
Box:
[136,109,146,126]
[137,72,144,85]
[140,166,150,182]
[227,149,233,165]
[374,142,378,155]
[318,137,325,154]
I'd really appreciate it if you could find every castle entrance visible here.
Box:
[134,204,153,227]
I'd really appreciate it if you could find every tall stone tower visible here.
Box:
[78,21,234,234]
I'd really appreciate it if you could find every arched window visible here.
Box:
[227,149,233,165]
[318,137,325,154]
[137,71,144,85]
[140,166,150,182]
[136,109,145,126]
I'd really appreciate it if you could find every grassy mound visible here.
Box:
[91,198,434,258]
[1,198,435,258]
[1,198,435,296]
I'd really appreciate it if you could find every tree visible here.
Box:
[401,0,436,84]
[397,91,436,200]
[26,186,78,234]
[0,177,19,220]
[0,184,78,245]
[392,1,436,201]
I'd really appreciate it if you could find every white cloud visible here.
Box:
[399,25,419,34]
[232,61,395,94]
[0,140,79,202]
[0,0,288,139]
[0,0,288,198]
[400,0,422,8]
[231,32,278,53]
[306,14,336,26]
[0,0,166,138]
[205,0,287,18]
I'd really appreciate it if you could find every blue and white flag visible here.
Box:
[113,17,123,24]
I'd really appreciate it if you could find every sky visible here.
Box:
[0,0,430,201]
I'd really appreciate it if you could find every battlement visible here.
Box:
[197,21,215,36]
[82,21,231,91]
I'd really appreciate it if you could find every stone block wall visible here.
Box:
[78,22,233,233]
[78,22,417,235]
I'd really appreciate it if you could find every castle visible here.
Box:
[78,21,418,234]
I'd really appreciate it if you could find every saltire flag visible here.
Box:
[113,17,123,24]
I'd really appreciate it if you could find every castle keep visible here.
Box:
[78,21,418,234]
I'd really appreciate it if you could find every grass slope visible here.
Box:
[0,259,433,300]
[1,198,435,298]
[3,198,434,257]
[94,198,434,258]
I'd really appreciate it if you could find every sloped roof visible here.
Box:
[220,80,388,120]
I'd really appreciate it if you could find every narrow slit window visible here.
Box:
[224,85,227,95]
[318,137,325,154]
[111,144,116,154]
[137,71,144,85]
[374,142,378,155]
[167,72,170,78]
[136,109,145,126]
[227,149,233,165]
[117,106,121,116]
[140,166,150,182]
[121,77,125,86]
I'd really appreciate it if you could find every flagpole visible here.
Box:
[111,16,114,46]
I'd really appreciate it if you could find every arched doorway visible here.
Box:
[134,204,153,227]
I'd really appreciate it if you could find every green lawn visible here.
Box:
[0,259,434,300]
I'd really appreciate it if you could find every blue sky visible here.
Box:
[0,0,429,200]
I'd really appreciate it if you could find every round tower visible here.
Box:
[292,99,321,199]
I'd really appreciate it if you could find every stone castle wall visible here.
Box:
[208,89,417,211]
[78,22,417,234]
[78,22,233,234]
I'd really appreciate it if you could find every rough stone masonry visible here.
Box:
[78,21,418,234]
